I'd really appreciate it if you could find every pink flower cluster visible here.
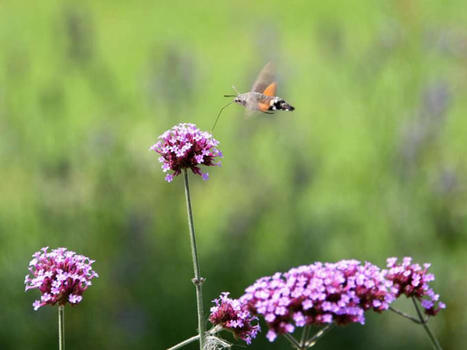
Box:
[385,257,446,316]
[209,258,445,344]
[240,260,394,342]
[25,247,98,311]
[150,123,222,182]
[209,292,260,344]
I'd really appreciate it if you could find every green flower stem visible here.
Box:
[166,326,222,350]
[389,306,425,324]
[411,297,443,350]
[300,325,311,348]
[167,335,199,350]
[304,323,335,348]
[283,333,302,349]
[58,305,65,350]
[283,324,335,350]
[183,169,206,350]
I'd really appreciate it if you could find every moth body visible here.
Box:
[211,62,295,131]
[234,92,294,112]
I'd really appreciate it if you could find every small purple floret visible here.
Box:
[385,257,445,316]
[240,260,394,342]
[210,257,445,344]
[209,292,260,344]
[25,247,98,310]
[150,123,222,182]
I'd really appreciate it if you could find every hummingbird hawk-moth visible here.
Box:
[212,62,295,131]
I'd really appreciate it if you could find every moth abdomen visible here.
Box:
[270,98,295,111]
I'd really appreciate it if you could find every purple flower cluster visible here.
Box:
[150,123,222,182]
[209,257,445,344]
[209,292,260,344]
[25,247,98,311]
[385,257,446,316]
[240,260,394,342]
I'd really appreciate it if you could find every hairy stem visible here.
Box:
[183,169,206,350]
[283,333,302,349]
[389,306,425,324]
[167,335,199,350]
[58,305,65,350]
[304,324,335,348]
[300,325,311,348]
[412,297,443,350]
[167,326,222,350]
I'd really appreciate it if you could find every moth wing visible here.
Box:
[257,102,271,112]
[246,92,275,115]
[251,62,276,93]
[243,92,272,114]
[244,109,257,118]
[244,107,273,119]
[262,82,277,97]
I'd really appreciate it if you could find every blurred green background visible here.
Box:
[1,0,466,349]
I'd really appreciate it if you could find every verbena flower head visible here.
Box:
[150,123,222,182]
[209,292,260,345]
[385,257,445,316]
[25,247,98,311]
[241,260,394,342]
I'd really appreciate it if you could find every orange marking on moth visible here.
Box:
[262,82,277,97]
[258,102,270,112]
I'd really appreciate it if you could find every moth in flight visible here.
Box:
[212,62,295,131]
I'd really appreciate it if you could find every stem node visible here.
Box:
[192,277,206,286]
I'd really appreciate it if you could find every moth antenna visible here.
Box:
[211,101,233,132]
[232,85,240,95]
